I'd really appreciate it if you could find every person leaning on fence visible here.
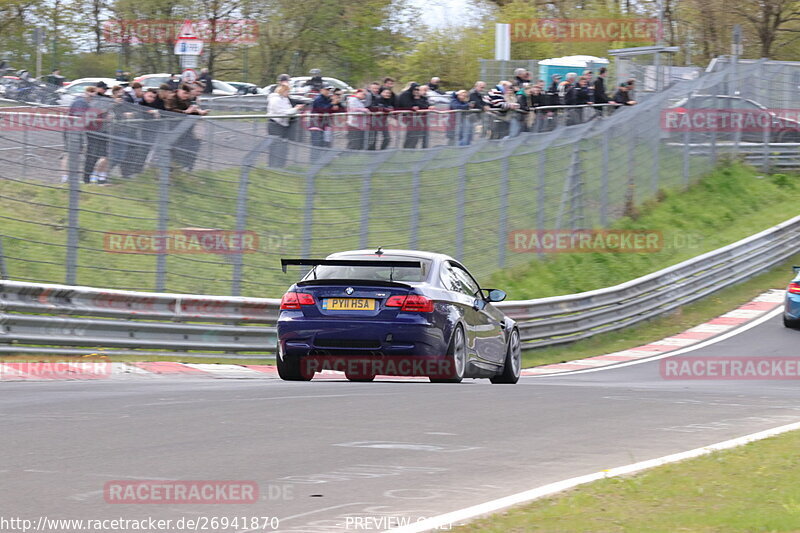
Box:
[345,88,369,150]
[308,85,339,152]
[107,86,134,180]
[448,90,473,146]
[517,83,545,133]
[78,81,113,184]
[379,77,397,107]
[372,87,394,150]
[397,82,430,149]
[364,82,383,150]
[164,83,208,171]
[266,84,304,167]
[612,81,637,111]
[593,67,610,115]
[198,68,213,94]
[487,81,520,139]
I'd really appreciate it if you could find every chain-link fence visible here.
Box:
[0,59,798,298]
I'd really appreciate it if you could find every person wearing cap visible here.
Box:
[304,69,324,93]
[115,69,129,82]
[308,85,336,152]
[95,80,109,97]
[612,81,637,110]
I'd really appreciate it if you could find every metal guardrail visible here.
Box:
[1,214,798,357]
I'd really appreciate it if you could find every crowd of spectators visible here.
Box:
[265,67,638,159]
[64,79,209,184]
[59,67,639,181]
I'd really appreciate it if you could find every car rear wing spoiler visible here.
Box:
[280,258,422,273]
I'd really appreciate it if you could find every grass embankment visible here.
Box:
[455,428,800,532]
[487,163,800,367]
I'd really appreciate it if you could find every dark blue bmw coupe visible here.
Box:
[276,249,520,383]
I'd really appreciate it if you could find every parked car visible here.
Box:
[666,95,800,143]
[57,77,122,105]
[226,81,263,95]
[134,73,237,95]
[263,76,354,96]
[276,249,521,384]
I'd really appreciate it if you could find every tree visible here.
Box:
[734,0,800,57]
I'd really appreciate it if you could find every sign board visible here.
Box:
[175,39,203,55]
[181,68,198,83]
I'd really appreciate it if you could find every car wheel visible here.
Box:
[783,315,800,329]
[345,372,376,382]
[491,328,521,384]
[430,325,466,383]
[776,131,800,143]
[276,347,312,381]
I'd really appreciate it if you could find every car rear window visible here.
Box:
[303,255,431,282]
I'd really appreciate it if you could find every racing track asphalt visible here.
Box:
[1,311,799,532]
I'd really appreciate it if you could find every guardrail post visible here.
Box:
[64,131,82,285]
[498,155,510,268]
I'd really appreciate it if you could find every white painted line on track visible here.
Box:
[530,305,785,377]
[383,418,800,533]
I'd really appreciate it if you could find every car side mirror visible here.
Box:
[793,265,800,275]
[484,289,507,302]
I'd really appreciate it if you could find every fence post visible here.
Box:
[64,131,82,285]
[155,141,171,293]
[301,151,338,258]
[682,130,690,186]
[569,142,585,229]
[651,107,660,194]
[600,134,609,226]
[22,128,29,180]
[409,169,421,249]
[359,172,372,249]
[231,138,272,296]
[497,155,510,268]
[455,163,467,261]
[0,237,6,279]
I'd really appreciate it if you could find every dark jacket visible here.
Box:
[613,88,632,105]
[397,83,428,110]
[468,88,488,111]
[198,72,213,94]
[593,76,609,104]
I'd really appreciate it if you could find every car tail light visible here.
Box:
[280,291,316,309]
[385,294,434,312]
[788,283,800,294]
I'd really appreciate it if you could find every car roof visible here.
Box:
[66,77,118,85]
[326,249,456,263]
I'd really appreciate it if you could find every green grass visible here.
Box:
[454,429,800,532]
[490,164,800,299]
[0,135,707,297]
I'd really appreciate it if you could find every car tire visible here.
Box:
[491,328,521,384]
[430,325,466,383]
[276,349,312,381]
[783,315,800,329]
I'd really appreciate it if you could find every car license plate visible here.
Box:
[323,298,375,311]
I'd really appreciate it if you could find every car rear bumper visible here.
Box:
[277,315,448,358]
[785,294,800,319]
